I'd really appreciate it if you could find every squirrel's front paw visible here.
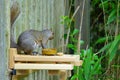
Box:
[32,51,38,55]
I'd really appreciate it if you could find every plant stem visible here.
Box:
[101,0,107,36]
[77,0,85,54]
[65,6,80,51]
[115,0,119,36]
[76,1,85,79]
[100,0,109,46]
[64,0,72,52]
[116,0,119,79]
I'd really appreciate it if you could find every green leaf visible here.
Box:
[67,44,74,48]
[93,54,99,60]
[80,40,84,45]
[99,1,108,9]
[91,56,103,75]
[72,29,79,36]
[83,49,93,80]
[91,0,100,7]
[107,35,120,63]
[107,9,116,24]
[71,38,78,43]
[95,36,113,45]
[95,37,107,45]
[60,16,72,27]
[78,68,84,80]
[70,75,78,80]
[97,42,112,54]
[67,44,76,51]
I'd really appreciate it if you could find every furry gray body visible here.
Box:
[17,29,54,54]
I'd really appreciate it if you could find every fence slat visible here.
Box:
[0,0,10,80]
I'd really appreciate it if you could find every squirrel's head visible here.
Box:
[43,29,54,40]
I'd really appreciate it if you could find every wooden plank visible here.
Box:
[59,70,67,80]
[12,76,18,80]
[14,63,73,70]
[48,70,71,80]
[0,0,10,80]
[16,70,32,75]
[12,75,27,80]
[48,70,59,75]
[74,60,83,66]
[67,70,71,77]
[9,48,17,69]
[14,54,80,62]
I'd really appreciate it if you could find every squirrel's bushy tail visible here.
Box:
[10,1,20,48]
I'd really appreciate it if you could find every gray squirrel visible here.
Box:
[10,2,54,55]
[17,29,54,55]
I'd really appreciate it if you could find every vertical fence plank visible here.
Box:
[53,0,65,52]
[75,0,90,49]
[0,0,10,80]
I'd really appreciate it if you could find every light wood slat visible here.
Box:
[73,60,83,66]
[14,63,73,70]
[9,48,17,69]
[14,54,80,62]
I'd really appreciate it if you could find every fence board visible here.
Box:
[75,0,90,49]
[0,0,10,80]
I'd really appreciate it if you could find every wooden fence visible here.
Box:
[0,0,65,80]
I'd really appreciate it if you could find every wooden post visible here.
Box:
[0,0,10,80]
[59,70,67,80]
[12,76,18,80]
[9,48,17,69]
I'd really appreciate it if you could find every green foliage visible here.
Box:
[95,36,113,45]
[112,65,120,68]
[91,0,120,62]
[60,16,84,53]
[70,75,78,80]
[97,35,120,63]
[107,9,116,24]
[61,0,120,79]
[71,48,102,80]
[67,28,84,52]
[90,0,120,79]
[97,42,112,54]
[107,35,120,63]
[60,16,72,28]
[99,0,118,24]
